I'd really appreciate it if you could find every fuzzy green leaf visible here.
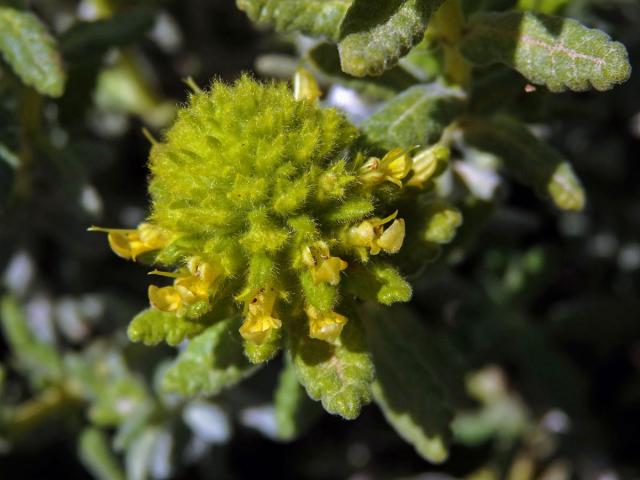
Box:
[128,308,208,347]
[274,356,322,441]
[463,116,585,211]
[461,12,631,92]
[78,428,125,480]
[162,317,258,396]
[365,307,452,463]
[344,262,412,306]
[361,83,465,150]
[236,0,350,40]
[0,7,66,96]
[338,0,446,77]
[290,318,374,419]
[308,43,418,100]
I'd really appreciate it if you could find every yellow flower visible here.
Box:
[148,257,222,315]
[359,147,413,188]
[347,211,406,256]
[89,223,171,260]
[148,285,182,312]
[239,287,282,343]
[301,242,348,286]
[306,305,347,343]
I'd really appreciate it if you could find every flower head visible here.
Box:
[93,75,413,356]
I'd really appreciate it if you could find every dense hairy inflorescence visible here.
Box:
[97,75,424,364]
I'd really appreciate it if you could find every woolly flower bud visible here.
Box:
[93,75,413,362]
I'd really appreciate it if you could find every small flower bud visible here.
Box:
[293,68,322,102]
[405,145,450,189]
[359,147,413,188]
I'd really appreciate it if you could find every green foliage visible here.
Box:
[0,6,66,96]
[461,11,632,92]
[128,308,208,346]
[236,0,350,40]
[343,262,413,305]
[361,83,465,150]
[162,317,258,396]
[274,357,322,441]
[60,10,155,61]
[78,428,126,480]
[366,306,453,463]
[338,0,446,76]
[462,115,585,210]
[289,318,374,419]
[307,43,418,100]
[0,295,64,385]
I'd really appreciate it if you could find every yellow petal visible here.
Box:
[91,223,171,261]
[376,218,405,254]
[148,285,182,312]
[306,307,348,343]
[382,147,413,180]
[405,145,450,189]
[347,222,375,248]
[107,231,135,259]
[239,315,282,343]
[312,256,348,286]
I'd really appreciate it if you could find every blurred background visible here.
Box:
[0,0,639,478]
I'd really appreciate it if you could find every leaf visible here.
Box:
[460,12,631,92]
[78,428,125,480]
[128,308,208,347]
[274,356,322,441]
[517,0,571,14]
[0,295,64,384]
[338,0,446,77]
[162,317,258,396]
[60,9,155,61]
[236,0,350,40]
[89,377,149,427]
[289,317,374,419]
[308,43,418,100]
[0,143,16,210]
[462,116,585,211]
[365,306,453,463]
[343,262,412,306]
[0,7,66,96]
[361,83,465,150]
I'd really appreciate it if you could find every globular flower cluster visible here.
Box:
[94,75,420,362]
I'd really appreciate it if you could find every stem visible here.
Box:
[5,383,83,441]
